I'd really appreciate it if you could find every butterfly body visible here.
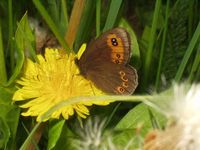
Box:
[76,28,138,95]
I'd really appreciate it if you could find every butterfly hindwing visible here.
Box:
[86,62,138,95]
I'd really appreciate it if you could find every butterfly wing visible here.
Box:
[86,62,138,95]
[77,28,131,73]
[76,27,138,95]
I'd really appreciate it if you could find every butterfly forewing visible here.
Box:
[78,28,130,67]
[95,28,131,65]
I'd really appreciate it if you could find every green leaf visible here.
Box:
[112,128,140,148]
[46,0,59,29]
[47,120,65,150]
[155,0,170,90]
[175,21,200,81]
[0,104,20,150]
[0,86,13,105]
[74,0,96,52]
[20,122,41,150]
[96,0,101,37]
[32,0,70,52]
[0,18,7,84]
[119,18,141,69]
[115,103,166,136]
[112,102,166,148]
[189,42,200,82]
[15,13,36,60]
[60,0,69,33]
[52,123,76,150]
[162,0,192,82]
[103,0,123,31]
[142,0,162,87]
[0,117,10,149]
[0,85,20,150]
[6,13,35,86]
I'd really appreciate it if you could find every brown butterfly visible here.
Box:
[75,27,138,95]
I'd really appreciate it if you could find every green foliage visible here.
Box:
[0,0,199,149]
[163,0,193,82]
[113,102,166,149]
[6,13,33,86]
[51,123,76,150]
[103,0,123,31]
[0,19,7,84]
[115,103,165,135]
[74,0,96,51]
[0,86,20,150]
[47,120,65,150]
[33,0,70,52]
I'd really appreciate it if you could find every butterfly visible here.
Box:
[75,27,138,95]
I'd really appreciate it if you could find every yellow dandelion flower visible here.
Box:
[13,45,110,121]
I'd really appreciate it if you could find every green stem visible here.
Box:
[61,0,68,29]
[155,0,170,90]
[142,0,161,88]
[0,19,7,83]
[19,122,41,150]
[40,95,152,121]
[103,102,121,129]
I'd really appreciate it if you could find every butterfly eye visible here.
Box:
[111,38,118,46]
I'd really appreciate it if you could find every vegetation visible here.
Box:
[0,0,199,149]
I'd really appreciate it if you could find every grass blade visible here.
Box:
[188,42,200,82]
[74,0,95,51]
[103,0,123,31]
[142,0,162,88]
[0,19,7,84]
[19,123,41,150]
[46,0,59,26]
[32,0,70,52]
[61,0,69,30]
[64,0,85,49]
[155,0,170,90]
[96,0,101,37]
[8,0,14,71]
[175,21,200,81]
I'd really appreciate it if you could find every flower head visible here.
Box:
[74,118,105,150]
[144,84,200,150]
[13,45,110,121]
[171,84,200,149]
[74,118,137,150]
